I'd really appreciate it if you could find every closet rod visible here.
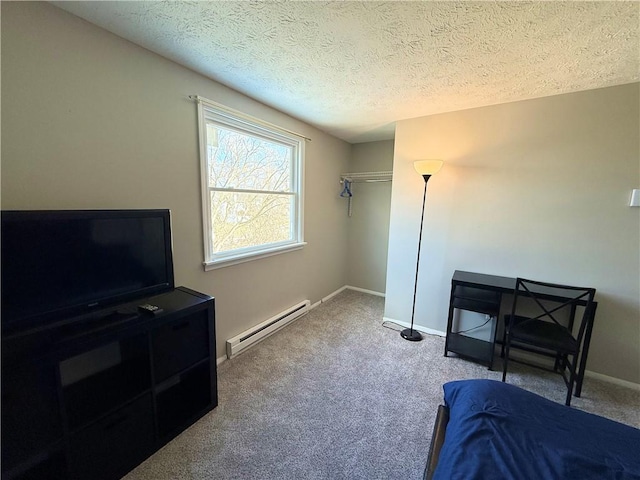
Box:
[340,171,393,183]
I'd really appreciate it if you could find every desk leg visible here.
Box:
[487,316,496,370]
[444,282,456,357]
[487,296,502,371]
[576,303,597,397]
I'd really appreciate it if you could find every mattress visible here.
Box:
[432,379,640,480]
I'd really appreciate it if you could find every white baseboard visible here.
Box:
[320,285,385,305]
[345,286,385,297]
[584,370,640,391]
[321,286,348,303]
[216,355,227,366]
[382,316,446,337]
[496,345,640,391]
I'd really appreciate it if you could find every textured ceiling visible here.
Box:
[52,1,639,143]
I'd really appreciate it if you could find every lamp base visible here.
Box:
[400,328,423,342]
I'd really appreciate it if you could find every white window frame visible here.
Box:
[195,97,306,270]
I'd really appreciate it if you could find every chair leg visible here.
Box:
[565,355,577,406]
[565,380,574,406]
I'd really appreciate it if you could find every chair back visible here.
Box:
[509,278,596,346]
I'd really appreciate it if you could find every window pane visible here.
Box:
[207,124,292,192]
[210,191,293,254]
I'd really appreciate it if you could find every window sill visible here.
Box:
[203,242,307,271]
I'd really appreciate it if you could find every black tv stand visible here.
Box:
[56,309,139,337]
[97,308,138,321]
[1,287,217,480]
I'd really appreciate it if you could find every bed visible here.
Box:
[425,379,640,480]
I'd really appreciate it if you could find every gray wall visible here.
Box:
[346,140,394,294]
[385,83,640,384]
[1,2,351,360]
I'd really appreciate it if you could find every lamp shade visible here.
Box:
[414,160,443,176]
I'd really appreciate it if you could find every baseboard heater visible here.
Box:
[226,300,310,359]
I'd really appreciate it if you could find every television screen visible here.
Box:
[1,209,174,331]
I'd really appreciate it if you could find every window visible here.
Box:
[196,98,305,269]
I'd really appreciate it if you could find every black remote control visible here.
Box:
[138,304,163,315]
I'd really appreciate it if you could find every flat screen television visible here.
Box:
[1,209,175,333]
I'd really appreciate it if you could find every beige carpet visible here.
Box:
[124,289,640,480]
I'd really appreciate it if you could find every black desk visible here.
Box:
[444,270,597,397]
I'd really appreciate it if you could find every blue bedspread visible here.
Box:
[433,380,640,480]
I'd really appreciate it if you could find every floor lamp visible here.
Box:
[401,159,444,342]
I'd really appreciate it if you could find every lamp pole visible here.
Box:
[400,174,432,341]
[400,159,442,342]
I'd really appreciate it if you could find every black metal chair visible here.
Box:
[501,278,596,406]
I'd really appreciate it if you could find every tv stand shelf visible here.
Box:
[1,287,217,480]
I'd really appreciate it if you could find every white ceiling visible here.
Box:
[52,1,639,144]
